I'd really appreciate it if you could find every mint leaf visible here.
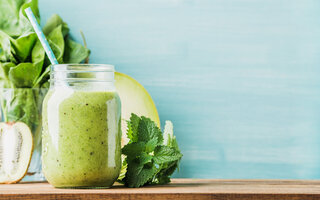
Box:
[125,161,157,188]
[122,142,145,158]
[117,159,127,183]
[138,152,153,165]
[154,161,180,185]
[138,116,163,144]
[145,137,158,153]
[163,120,180,150]
[126,113,140,143]
[154,146,182,164]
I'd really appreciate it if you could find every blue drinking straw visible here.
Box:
[24,7,58,65]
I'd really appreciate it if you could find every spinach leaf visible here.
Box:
[8,62,41,87]
[0,31,17,63]
[5,88,40,129]
[0,62,15,88]
[64,39,90,63]
[0,30,37,63]
[43,14,69,37]
[47,25,65,63]
[11,32,37,62]
[33,65,50,88]
[0,0,39,37]
[31,14,73,82]
[0,0,25,37]
[31,37,45,69]
[31,24,65,77]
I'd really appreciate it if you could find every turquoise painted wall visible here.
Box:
[40,0,320,179]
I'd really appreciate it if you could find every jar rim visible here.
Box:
[51,64,115,72]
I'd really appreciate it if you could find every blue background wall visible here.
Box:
[40,0,320,179]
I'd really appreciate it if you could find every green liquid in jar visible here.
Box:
[42,90,121,188]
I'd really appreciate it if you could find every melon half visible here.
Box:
[115,72,160,146]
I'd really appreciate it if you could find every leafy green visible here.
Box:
[163,120,180,150]
[0,0,90,89]
[153,120,182,185]
[0,88,47,146]
[8,62,41,87]
[126,114,140,143]
[138,116,163,144]
[33,66,50,88]
[5,89,39,127]
[0,0,90,137]
[0,62,15,88]
[42,14,69,37]
[47,25,65,63]
[0,31,17,63]
[126,162,158,188]
[64,39,90,63]
[31,38,45,69]
[153,146,182,164]
[121,114,182,188]
[0,0,39,37]
[12,32,37,62]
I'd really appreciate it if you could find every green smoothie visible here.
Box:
[42,89,121,188]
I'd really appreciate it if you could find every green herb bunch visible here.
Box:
[120,114,183,188]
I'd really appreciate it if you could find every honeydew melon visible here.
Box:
[115,72,160,146]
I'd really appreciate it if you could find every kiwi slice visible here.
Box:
[0,122,33,184]
[115,72,160,146]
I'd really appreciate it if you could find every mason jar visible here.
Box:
[42,64,121,188]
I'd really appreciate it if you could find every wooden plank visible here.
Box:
[1,179,320,200]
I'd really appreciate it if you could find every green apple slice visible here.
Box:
[0,122,33,184]
[115,72,160,146]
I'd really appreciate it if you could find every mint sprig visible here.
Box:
[121,114,182,188]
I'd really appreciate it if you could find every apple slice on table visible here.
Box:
[115,72,160,146]
[0,122,33,184]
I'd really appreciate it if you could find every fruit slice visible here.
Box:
[0,122,33,184]
[115,72,160,146]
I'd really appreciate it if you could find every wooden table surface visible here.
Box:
[1,179,320,200]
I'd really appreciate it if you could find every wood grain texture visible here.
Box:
[2,179,320,200]
[38,0,320,179]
